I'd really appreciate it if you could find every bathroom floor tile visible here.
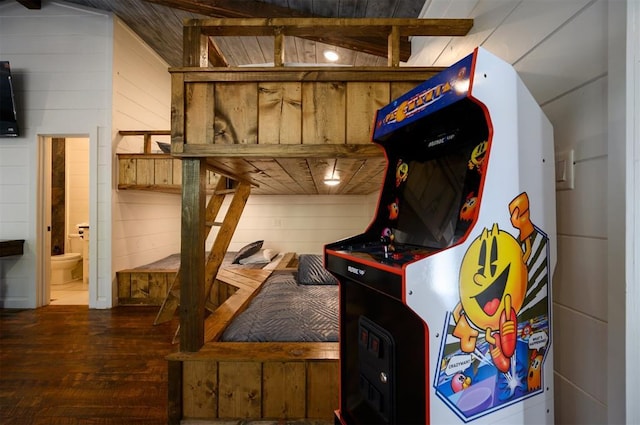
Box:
[50,279,88,305]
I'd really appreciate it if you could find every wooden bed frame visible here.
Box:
[135,17,473,424]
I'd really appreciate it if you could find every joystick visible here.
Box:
[380,236,391,258]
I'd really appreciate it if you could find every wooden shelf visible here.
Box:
[0,240,24,257]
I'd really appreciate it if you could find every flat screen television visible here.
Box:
[0,61,19,137]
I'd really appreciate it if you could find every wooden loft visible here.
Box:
[116,19,473,197]
[172,16,473,348]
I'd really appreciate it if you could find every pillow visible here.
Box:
[232,240,263,264]
[156,141,171,153]
[238,248,279,265]
[297,254,339,285]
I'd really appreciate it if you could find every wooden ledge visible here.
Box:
[177,143,384,159]
[168,341,339,362]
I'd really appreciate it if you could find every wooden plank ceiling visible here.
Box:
[35,0,429,67]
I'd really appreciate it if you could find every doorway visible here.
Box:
[37,135,90,306]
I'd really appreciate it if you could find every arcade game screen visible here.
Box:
[372,98,489,257]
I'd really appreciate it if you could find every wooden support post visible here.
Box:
[388,25,400,67]
[180,158,206,352]
[143,133,152,153]
[274,27,285,67]
[183,25,208,67]
[207,38,230,67]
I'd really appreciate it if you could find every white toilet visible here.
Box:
[50,232,83,285]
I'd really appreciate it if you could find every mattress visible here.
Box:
[221,272,339,342]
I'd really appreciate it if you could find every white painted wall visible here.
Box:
[211,195,377,255]
[0,1,178,308]
[110,18,179,276]
[65,137,89,239]
[0,1,113,308]
[411,0,633,423]
[626,4,640,424]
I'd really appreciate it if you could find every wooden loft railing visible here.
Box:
[117,130,226,194]
[119,130,170,154]
[183,17,474,67]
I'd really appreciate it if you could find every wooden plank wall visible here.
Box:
[182,80,423,147]
[117,269,176,305]
[180,344,339,421]
[117,154,220,192]
[117,270,238,306]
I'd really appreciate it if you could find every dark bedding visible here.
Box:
[221,271,339,342]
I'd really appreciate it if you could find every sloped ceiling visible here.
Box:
[11,0,428,67]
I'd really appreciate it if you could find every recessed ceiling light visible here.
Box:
[323,50,339,62]
[323,178,340,186]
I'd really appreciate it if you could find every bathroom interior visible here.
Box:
[48,136,89,305]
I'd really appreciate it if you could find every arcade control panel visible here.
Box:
[326,238,435,301]
[331,237,434,268]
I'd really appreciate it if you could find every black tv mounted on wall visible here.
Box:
[0,61,19,137]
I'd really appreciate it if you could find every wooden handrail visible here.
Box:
[119,130,171,153]
[184,17,474,67]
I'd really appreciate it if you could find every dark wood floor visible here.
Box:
[0,305,180,425]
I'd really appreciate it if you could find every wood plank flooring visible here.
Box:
[0,305,179,424]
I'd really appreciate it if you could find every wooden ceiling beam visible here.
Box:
[15,0,41,9]
[192,17,474,38]
[142,0,417,61]
[207,38,229,68]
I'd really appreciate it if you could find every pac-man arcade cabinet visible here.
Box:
[325,47,556,425]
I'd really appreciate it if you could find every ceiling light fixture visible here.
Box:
[323,49,339,62]
[323,177,340,186]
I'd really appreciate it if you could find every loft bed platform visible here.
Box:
[168,254,340,422]
[157,17,473,424]
[168,67,440,196]
[117,67,441,196]
[117,250,297,307]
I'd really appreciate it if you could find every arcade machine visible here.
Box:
[325,47,556,424]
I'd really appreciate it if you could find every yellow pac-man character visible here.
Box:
[468,141,488,173]
[454,223,527,372]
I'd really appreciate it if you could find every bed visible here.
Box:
[167,253,341,422]
[220,254,339,343]
[116,246,285,306]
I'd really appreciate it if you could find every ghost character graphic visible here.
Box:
[460,192,478,222]
[388,198,399,220]
[527,350,543,391]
